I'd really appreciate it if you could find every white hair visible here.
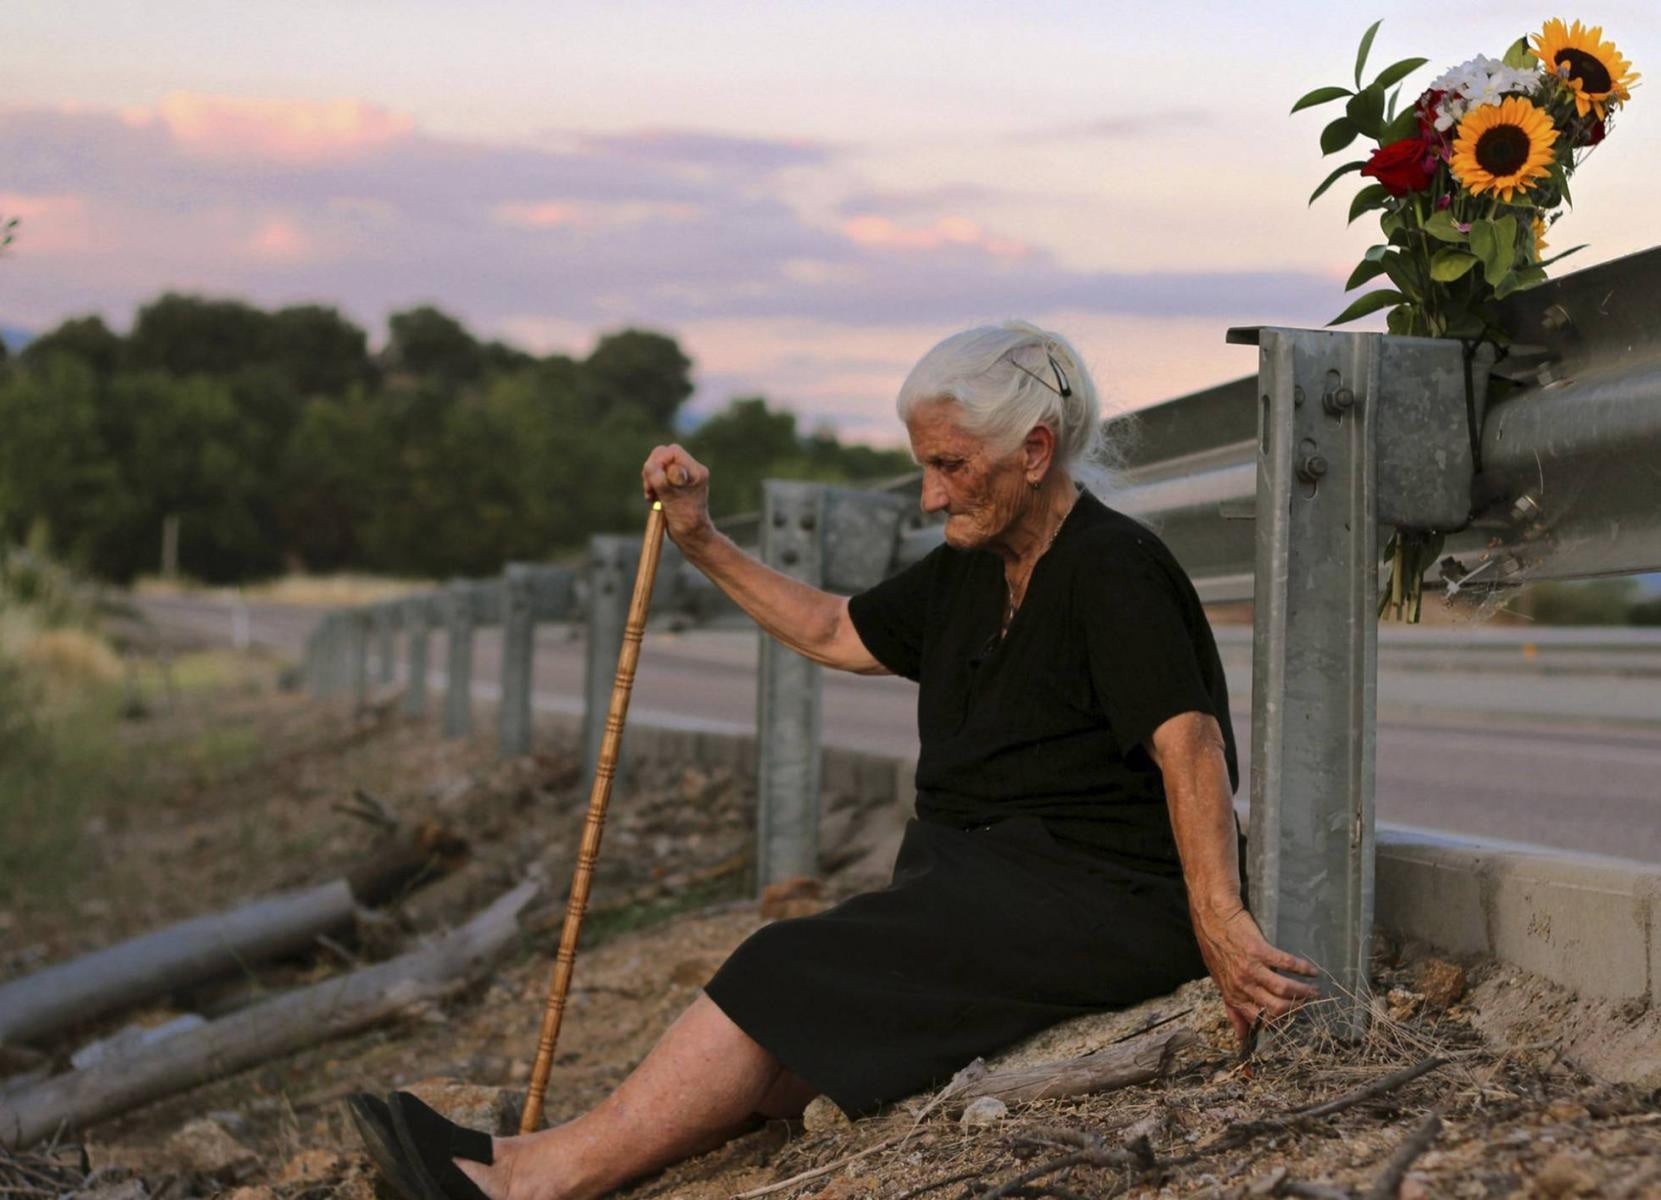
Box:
[896,320,1116,494]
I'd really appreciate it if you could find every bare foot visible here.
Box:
[453,1138,510,1200]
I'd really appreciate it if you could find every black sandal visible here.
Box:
[346,1093,425,1200]
[387,1090,497,1200]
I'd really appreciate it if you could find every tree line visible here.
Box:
[0,296,912,584]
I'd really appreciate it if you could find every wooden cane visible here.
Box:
[519,469,684,1134]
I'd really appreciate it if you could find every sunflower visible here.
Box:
[1531,215,1550,259]
[1531,19,1640,118]
[1451,97,1559,202]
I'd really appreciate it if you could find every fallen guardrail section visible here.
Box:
[299,246,1661,1031]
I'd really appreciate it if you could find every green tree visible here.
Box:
[127,294,275,377]
[688,396,802,516]
[277,395,377,571]
[386,305,483,385]
[0,359,129,573]
[582,330,692,427]
[687,396,913,517]
[268,304,373,397]
[20,316,123,378]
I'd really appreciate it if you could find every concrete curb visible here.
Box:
[1376,826,1660,1006]
[552,712,1659,1008]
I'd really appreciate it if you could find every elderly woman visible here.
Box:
[355,322,1319,1200]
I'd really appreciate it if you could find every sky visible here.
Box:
[3,1,1656,443]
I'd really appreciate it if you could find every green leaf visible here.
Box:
[1320,116,1360,155]
[1291,84,1354,114]
[1348,184,1390,224]
[1345,258,1388,290]
[1423,209,1467,243]
[1380,251,1419,296]
[1345,85,1387,139]
[1328,288,1404,326]
[1429,248,1479,281]
[1363,243,1390,262]
[1386,304,1415,335]
[1443,312,1487,338]
[1380,209,1406,238]
[1495,266,1547,299]
[1309,160,1365,204]
[1469,215,1518,287]
[1502,36,1536,69]
[1372,56,1430,92]
[1355,19,1383,89]
[1537,242,1587,269]
[1552,163,1573,207]
[1378,105,1421,144]
[1490,214,1518,281]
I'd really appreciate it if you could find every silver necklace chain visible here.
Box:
[1002,491,1078,634]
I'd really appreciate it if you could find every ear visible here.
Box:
[1021,423,1057,482]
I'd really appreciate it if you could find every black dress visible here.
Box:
[704,491,1241,1115]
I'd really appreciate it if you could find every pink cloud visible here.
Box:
[244,217,312,263]
[123,92,413,162]
[841,214,1028,259]
[0,191,94,254]
[494,199,702,230]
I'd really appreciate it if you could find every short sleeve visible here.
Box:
[846,548,938,682]
[1081,546,1216,752]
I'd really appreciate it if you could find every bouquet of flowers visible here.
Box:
[1295,19,1637,620]
[1297,18,1637,341]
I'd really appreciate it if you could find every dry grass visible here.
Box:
[14,626,124,691]
[133,573,430,608]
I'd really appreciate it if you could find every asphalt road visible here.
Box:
[136,593,1661,865]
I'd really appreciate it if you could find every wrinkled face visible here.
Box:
[906,400,1028,551]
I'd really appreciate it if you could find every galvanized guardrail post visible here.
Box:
[374,603,399,687]
[322,614,344,699]
[403,594,433,717]
[347,610,370,711]
[1240,326,1479,1032]
[443,581,475,737]
[755,481,827,888]
[499,564,535,757]
[583,537,633,781]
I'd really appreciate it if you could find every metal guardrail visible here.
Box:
[301,245,1661,1029]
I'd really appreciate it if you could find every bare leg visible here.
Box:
[458,992,815,1200]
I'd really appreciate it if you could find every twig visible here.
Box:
[314,932,363,969]
[888,1165,986,1200]
[1284,1183,1355,1199]
[973,1146,1142,1200]
[897,1058,989,1149]
[730,1135,901,1199]
[1289,1057,1446,1122]
[1107,1007,1193,1047]
[1364,1111,1442,1200]
[1168,1055,1448,1166]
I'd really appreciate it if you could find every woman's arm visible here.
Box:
[1148,710,1321,1042]
[642,444,889,675]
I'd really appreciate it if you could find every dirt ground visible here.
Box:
[3,649,1659,1199]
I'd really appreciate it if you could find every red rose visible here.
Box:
[1414,89,1447,137]
[1360,136,1436,196]
[1581,117,1607,145]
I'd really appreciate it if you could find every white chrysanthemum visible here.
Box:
[1428,54,1543,133]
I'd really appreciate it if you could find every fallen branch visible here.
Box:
[0,881,356,1048]
[0,881,538,1149]
[1364,1110,1442,1200]
[0,824,467,1049]
[1177,1055,1448,1163]
[947,1027,1196,1115]
[730,1134,903,1200]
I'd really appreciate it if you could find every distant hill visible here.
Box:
[1,324,34,353]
